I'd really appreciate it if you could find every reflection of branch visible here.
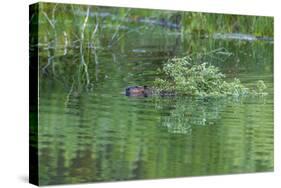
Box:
[156,97,227,135]
[91,23,99,42]
[42,7,58,60]
[90,13,99,49]
[110,26,146,46]
[42,11,55,29]
[190,47,233,62]
[80,6,90,85]
[65,79,75,107]
[52,3,58,23]
[41,7,58,74]
[29,13,34,24]
[63,31,68,55]
[94,52,99,81]
[110,9,131,45]
[42,55,55,74]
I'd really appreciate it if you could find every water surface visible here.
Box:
[37,16,273,186]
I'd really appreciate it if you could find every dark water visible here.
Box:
[37,30,273,185]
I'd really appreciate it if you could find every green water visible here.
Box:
[37,32,273,185]
[33,6,274,185]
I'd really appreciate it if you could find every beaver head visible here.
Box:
[125,86,150,97]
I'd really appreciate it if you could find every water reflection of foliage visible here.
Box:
[153,96,268,135]
[153,97,224,134]
[38,86,273,185]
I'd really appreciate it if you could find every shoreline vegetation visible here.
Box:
[30,3,273,97]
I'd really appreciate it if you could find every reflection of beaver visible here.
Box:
[125,86,152,97]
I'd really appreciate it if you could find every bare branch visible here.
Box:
[42,11,55,29]
[80,6,91,85]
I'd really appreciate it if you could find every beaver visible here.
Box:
[125,86,152,97]
[125,86,176,97]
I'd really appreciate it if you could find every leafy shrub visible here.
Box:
[153,56,267,97]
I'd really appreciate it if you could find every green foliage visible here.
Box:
[153,56,267,97]
[181,12,273,37]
